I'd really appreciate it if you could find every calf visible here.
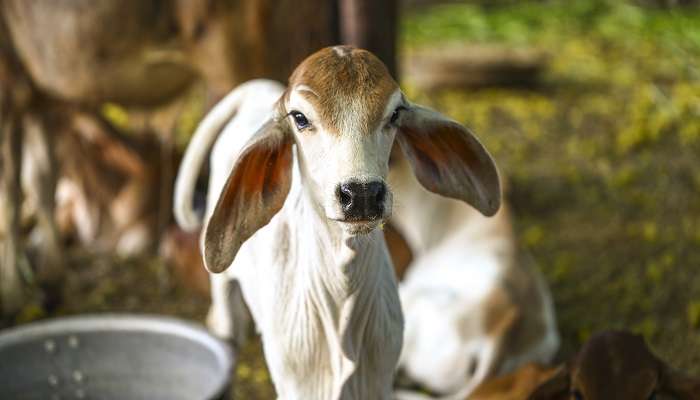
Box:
[391,152,559,398]
[174,46,501,399]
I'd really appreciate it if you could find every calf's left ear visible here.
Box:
[396,104,501,216]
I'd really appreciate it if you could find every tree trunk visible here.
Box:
[339,0,399,79]
[0,105,26,316]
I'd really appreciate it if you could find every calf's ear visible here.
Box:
[203,117,293,273]
[396,104,501,216]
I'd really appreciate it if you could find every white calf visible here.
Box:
[174,46,502,400]
[391,153,559,399]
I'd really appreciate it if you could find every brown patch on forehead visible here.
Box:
[288,46,398,135]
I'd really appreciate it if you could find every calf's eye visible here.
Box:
[571,390,584,400]
[648,391,657,400]
[290,111,310,130]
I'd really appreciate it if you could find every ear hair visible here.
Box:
[659,361,700,400]
[396,104,501,216]
[203,116,293,273]
[527,365,570,400]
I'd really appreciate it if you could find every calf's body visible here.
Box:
[391,137,558,398]
[175,47,502,399]
[179,78,402,400]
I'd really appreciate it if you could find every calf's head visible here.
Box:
[529,331,700,400]
[203,46,501,272]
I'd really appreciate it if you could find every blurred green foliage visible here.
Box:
[404,0,700,371]
[404,0,700,52]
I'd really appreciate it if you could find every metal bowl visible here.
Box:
[0,314,233,400]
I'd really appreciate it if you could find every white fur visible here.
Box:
[174,79,404,400]
[390,155,560,399]
[287,87,402,227]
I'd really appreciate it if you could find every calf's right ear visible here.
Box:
[203,116,293,273]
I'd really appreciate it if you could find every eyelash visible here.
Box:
[389,106,406,127]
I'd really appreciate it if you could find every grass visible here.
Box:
[403,0,700,52]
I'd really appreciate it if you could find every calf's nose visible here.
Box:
[337,181,386,221]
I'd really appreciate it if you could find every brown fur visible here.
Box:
[218,125,293,207]
[470,363,559,400]
[448,208,553,379]
[481,286,519,340]
[488,228,555,377]
[288,46,398,135]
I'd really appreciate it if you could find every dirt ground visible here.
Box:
[2,1,699,398]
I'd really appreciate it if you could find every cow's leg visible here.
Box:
[207,272,236,340]
[207,273,251,349]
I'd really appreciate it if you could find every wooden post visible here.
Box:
[0,105,26,316]
[338,0,399,79]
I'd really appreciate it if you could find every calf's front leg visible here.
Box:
[207,273,251,349]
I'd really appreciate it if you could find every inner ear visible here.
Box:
[203,118,293,273]
[397,105,501,216]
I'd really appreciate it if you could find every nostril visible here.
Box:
[338,181,386,220]
[375,185,386,204]
[466,356,478,377]
[338,185,354,209]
